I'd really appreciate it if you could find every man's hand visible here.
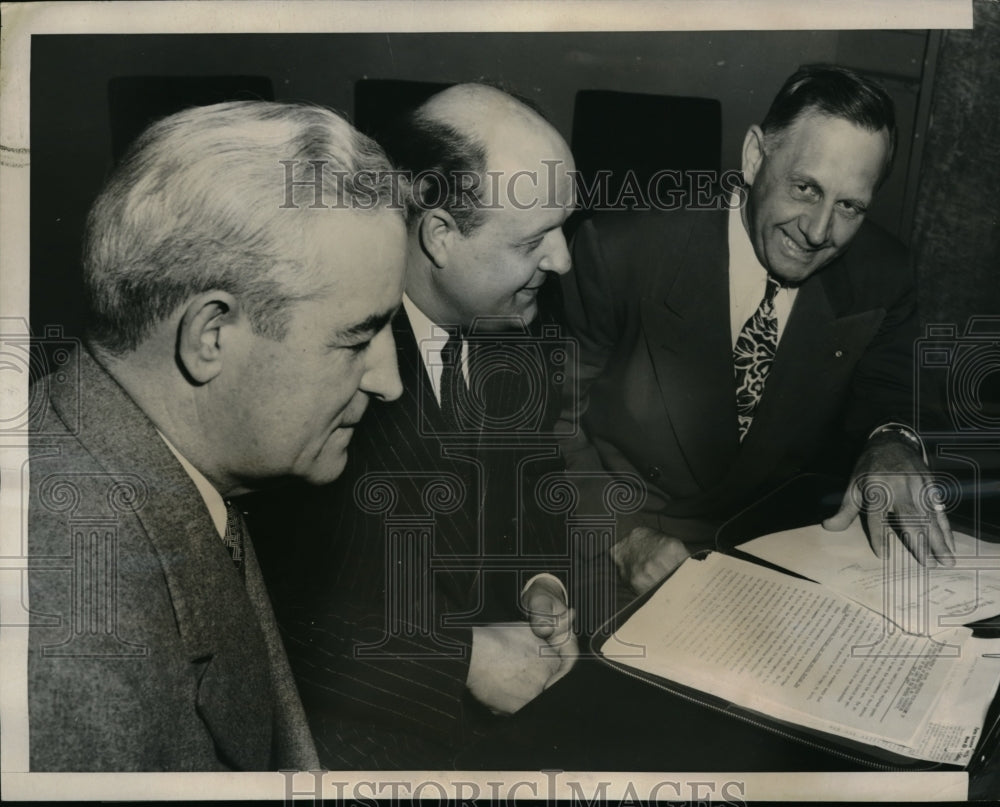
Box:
[467,622,574,715]
[610,525,690,595]
[521,576,578,678]
[823,431,955,566]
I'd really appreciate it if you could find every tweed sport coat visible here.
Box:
[27,346,318,771]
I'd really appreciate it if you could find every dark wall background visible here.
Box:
[30,29,943,340]
[911,2,1000,329]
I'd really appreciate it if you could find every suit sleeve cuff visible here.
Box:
[521,573,568,605]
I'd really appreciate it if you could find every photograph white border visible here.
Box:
[0,0,976,801]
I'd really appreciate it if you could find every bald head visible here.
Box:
[427,85,571,201]
[385,83,574,234]
[422,82,540,125]
[420,83,561,156]
[389,83,577,329]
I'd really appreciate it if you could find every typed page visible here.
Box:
[738,522,1000,635]
[608,553,1000,762]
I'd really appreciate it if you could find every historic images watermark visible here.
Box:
[1,319,148,656]
[279,768,749,806]
[350,320,648,653]
[834,315,1000,656]
[915,316,1000,439]
[27,471,151,659]
[344,315,1000,666]
[851,315,1000,653]
[13,297,1000,671]
[280,160,746,213]
[0,317,80,437]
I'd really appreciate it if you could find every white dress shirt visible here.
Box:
[726,197,925,459]
[401,293,469,405]
[728,192,798,348]
[158,430,227,539]
[401,294,567,606]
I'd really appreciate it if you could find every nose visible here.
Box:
[538,230,572,276]
[799,203,834,248]
[360,326,403,402]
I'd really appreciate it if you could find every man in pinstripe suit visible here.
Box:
[248,84,580,767]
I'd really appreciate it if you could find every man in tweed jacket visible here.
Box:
[27,100,406,770]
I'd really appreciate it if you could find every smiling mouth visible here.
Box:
[339,409,366,428]
[779,230,818,260]
[337,406,368,432]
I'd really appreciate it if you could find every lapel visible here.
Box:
[393,309,483,497]
[52,347,276,770]
[242,534,320,769]
[384,310,485,560]
[393,308,447,437]
[708,264,886,505]
[640,209,740,489]
[467,323,551,558]
[725,273,839,487]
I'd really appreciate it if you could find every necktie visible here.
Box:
[222,499,247,580]
[439,331,467,432]
[734,275,781,442]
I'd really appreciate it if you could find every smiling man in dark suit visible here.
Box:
[249,83,579,768]
[27,101,407,770]
[561,64,955,597]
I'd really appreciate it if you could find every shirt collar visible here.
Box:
[401,293,468,403]
[157,430,228,538]
[729,190,765,303]
[727,190,798,345]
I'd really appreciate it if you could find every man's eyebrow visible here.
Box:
[788,172,819,187]
[520,217,568,242]
[333,305,399,340]
[789,173,869,208]
[519,226,551,242]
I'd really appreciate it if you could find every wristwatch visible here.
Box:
[867,421,928,465]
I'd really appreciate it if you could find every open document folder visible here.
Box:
[737,522,1000,637]
[600,551,1000,765]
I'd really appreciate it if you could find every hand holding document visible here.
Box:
[738,521,1000,637]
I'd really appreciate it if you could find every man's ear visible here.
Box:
[177,291,241,384]
[418,208,460,268]
[741,125,766,186]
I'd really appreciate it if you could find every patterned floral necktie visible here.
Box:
[734,275,781,442]
[222,499,246,580]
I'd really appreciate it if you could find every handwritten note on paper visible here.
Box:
[737,522,1000,636]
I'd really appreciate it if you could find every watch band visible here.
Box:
[867,422,928,465]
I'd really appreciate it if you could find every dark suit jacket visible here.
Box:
[560,207,917,546]
[28,346,318,771]
[247,307,567,769]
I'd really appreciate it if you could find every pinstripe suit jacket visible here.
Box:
[247,308,567,769]
[27,346,318,771]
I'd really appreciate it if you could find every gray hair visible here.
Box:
[84,100,405,353]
